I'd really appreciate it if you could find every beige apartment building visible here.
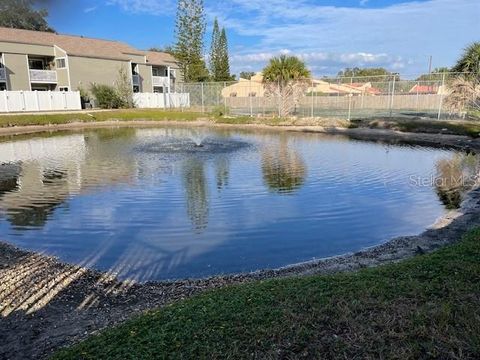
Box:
[0,27,180,94]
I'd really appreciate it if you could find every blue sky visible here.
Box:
[44,0,479,77]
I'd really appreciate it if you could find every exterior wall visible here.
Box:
[127,54,146,64]
[68,55,129,92]
[54,46,69,89]
[138,64,153,93]
[3,53,30,91]
[0,41,54,56]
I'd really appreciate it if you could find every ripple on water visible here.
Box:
[0,128,468,281]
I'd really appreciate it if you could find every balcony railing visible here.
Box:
[152,76,170,87]
[0,67,5,81]
[132,74,140,86]
[29,69,57,83]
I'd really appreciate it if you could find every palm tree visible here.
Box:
[452,42,480,81]
[262,55,311,116]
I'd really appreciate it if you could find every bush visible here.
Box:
[91,84,125,109]
[211,105,229,117]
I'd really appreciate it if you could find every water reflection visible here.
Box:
[262,136,307,194]
[182,158,209,232]
[0,163,20,197]
[215,156,230,191]
[435,153,480,209]
[0,127,462,281]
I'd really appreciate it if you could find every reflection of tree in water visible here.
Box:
[215,156,230,190]
[435,153,479,209]
[0,163,21,197]
[7,167,69,228]
[182,158,209,232]
[262,137,307,194]
[8,202,64,228]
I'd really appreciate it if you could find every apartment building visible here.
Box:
[0,27,180,94]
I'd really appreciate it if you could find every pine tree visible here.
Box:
[209,18,221,80]
[174,0,209,82]
[217,27,232,81]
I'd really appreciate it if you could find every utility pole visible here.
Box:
[428,55,433,74]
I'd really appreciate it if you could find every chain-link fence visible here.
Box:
[174,72,477,121]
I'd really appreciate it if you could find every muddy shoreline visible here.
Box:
[1,122,480,359]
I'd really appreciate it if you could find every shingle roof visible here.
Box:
[0,27,145,61]
[146,51,178,67]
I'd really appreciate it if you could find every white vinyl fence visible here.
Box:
[0,91,82,113]
[133,93,190,109]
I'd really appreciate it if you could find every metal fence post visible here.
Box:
[223,82,227,114]
[389,75,396,117]
[416,81,420,111]
[249,80,253,117]
[437,72,446,121]
[311,79,314,117]
[347,94,353,121]
[201,82,205,113]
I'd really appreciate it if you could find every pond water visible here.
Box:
[0,127,468,281]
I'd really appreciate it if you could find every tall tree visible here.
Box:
[174,0,209,82]
[416,67,450,81]
[240,71,256,80]
[209,18,221,80]
[337,67,399,82]
[452,42,480,81]
[0,0,54,32]
[216,27,232,81]
[262,55,311,116]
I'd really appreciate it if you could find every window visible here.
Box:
[59,87,69,92]
[154,86,164,93]
[0,83,6,91]
[152,67,164,77]
[29,58,45,70]
[56,58,66,69]
[133,85,140,93]
[248,92,257,97]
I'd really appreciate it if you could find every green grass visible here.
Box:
[0,109,205,127]
[351,117,480,138]
[52,229,480,359]
[397,120,480,138]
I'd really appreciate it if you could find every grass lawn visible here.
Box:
[0,109,205,127]
[52,229,480,359]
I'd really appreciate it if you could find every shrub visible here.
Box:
[211,105,229,117]
[91,84,125,109]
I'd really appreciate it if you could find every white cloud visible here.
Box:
[208,0,480,76]
[107,0,176,15]
[83,6,98,13]
[230,50,406,76]
[108,0,480,76]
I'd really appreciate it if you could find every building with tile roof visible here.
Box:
[0,27,181,94]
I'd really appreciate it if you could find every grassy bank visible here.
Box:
[0,109,205,127]
[1,109,480,138]
[351,117,480,138]
[53,229,480,359]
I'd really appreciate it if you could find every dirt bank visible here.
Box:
[1,122,480,359]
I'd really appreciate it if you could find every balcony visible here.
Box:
[29,69,57,83]
[0,68,5,81]
[132,74,140,86]
[152,76,170,87]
